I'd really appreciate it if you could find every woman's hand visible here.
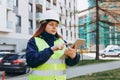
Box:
[51,43,65,51]
[64,47,76,59]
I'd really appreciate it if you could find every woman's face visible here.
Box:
[45,21,58,35]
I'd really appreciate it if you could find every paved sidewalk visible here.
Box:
[6,61,120,80]
[66,61,120,79]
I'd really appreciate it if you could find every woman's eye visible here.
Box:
[49,24,53,26]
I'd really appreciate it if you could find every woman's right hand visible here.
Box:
[51,43,65,51]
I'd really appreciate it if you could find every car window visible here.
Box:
[114,49,120,51]
[19,54,25,59]
[109,50,114,52]
[3,54,18,60]
[0,54,5,58]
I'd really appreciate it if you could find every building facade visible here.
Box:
[0,0,78,52]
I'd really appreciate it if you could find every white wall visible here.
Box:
[0,0,7,29]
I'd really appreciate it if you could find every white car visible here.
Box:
[99,45,120,57]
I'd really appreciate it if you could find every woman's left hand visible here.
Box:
[64,47,76,59]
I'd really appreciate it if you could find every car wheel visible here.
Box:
[101,54,106,58]
[24,66,30,74]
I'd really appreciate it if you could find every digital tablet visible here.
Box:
[71,39,85,49]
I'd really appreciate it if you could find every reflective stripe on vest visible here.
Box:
[30,70,66,76]
[45,58,65,64]
[29,74,66,80]
[29,37,67,80]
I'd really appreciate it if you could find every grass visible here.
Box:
[67,68,120,80]
[67,60,120,80]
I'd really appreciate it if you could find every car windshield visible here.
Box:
[3,54,19,60]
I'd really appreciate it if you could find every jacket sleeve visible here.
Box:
[65,53,80,66]
[26,37,54,68]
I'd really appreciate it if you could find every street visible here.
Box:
[80,53,120,60]
[0,53,120,80]
[0,71,26,79]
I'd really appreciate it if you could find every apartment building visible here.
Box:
[0,0,78,52]
[57,0,79,43]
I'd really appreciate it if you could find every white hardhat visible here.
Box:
[40,10,59,23]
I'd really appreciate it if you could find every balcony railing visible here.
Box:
[0,21,13,33]
[29,28,33,35]
[52,5,57,10]
[36,12,42,20]
[7,21,13,29]
[46,1,51,8]
[16,26,21,33]
[7,0,13,10]
[36,0,43,5]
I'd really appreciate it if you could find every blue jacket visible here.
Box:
[26,31,80,68]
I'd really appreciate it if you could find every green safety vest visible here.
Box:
[29,37,67,80]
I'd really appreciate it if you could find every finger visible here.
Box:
[68,47,72,50]
[59,46,62,50]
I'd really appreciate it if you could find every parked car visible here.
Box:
[99,45,120,57]
[0,52,30,74]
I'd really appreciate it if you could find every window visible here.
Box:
[61,29,63,35]
[65,20,67,27]
[16,15,21,26]
[53,0,56,6]
[29,3,32,12]
[74,33,76,38]
[29,20,33,29]
[47,0,50,2]
[66,30,68,36]
[13,0,18,7]
[71,31,72,38]
[60,17,61,21]
[109,50,114,52]
[0,0,1,4]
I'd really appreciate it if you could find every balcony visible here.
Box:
[16,26,21,33]
[7,0,13,11]
[46,1,51,8]
[29,12,33,20]
[29,0,33,3]
[52,5,57,10]
[36,0,43,5]
[29,28,33,35]
[0,21,13,33]
[36,12,42,21]
[7,21,13,29]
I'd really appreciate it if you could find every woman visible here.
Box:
[26,10,80,80]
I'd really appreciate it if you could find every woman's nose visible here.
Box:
[52,25,57,28]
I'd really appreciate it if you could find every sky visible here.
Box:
[77,0,89,11]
